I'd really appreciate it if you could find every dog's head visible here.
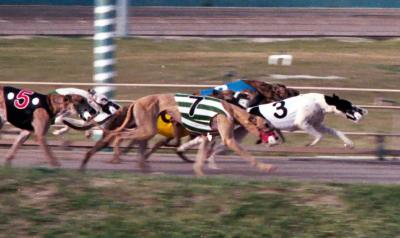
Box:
[88,89,120,115]
[210,89,235,102]
[232,90,260,109]
[272,84,300,101]
[64,94,97,121]
[325,94,368,123]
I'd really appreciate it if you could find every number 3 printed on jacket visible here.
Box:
[14,89,34,110]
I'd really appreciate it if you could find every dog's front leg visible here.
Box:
[193,135,208,176]
[297,122,323,146]
[216,115,275,173]
[207,127,249,169]
[52,126,70,136]
[317,124,354,148]
[52,114,70,136]
[32,110,60,167]
[5,130,31,165]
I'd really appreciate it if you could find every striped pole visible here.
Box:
[94,0,116,98]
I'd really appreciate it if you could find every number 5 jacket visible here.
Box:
[4,86,53,131]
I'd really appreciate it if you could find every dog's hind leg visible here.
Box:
[177,136,202,152]
[316,124,354,148]
[31,109,61,167]
[5,130,31,165]
[81,133,113,170]
[216,115,275,173]
[137,140,150,171]
[109,136,123,164]
[144,137,171,160]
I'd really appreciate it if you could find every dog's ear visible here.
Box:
[64,95,72,103]
[51,95,67,105]
[332,94,340,100]
[88,89,96,96]
[325,95,335,105]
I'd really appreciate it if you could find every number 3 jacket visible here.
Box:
[248,94,308,130]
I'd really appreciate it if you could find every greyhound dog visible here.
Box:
[248,93,368,147]
[80,93,282,176]
[200,93,367,169]
[52,88,120,137]
[171,80,299,164]
[0,86,97,166]
[144,80,299,162]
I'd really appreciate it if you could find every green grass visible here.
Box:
[0,37,399,149]
[1,167,400,237]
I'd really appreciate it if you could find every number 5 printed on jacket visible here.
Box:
[4,86,52,130]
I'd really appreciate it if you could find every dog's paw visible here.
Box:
[208,161,220,170]
[257,163,277,173]
[52,130,62,136]
[4,160,12,167]
[138,161,151,172]
[344,142,355,149]
[107,158,122,164]
[50,160,61,167]
[193,164,205,177]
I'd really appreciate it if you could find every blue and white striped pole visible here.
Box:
[94,0,116,98]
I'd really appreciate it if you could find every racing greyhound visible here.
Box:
[52,88,120,137]
[80,93,282,176]
[249,93,368,147]
[144,80,299,162]
[199,93,368,170]
[0,86,97,166]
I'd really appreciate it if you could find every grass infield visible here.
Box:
[1,167,400,237]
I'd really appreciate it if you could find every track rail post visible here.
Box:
[376,135,386,160]
[94,0,116,98]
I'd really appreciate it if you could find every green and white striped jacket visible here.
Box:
[175,93,230,134]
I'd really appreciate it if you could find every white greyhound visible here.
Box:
[248,93,367,147]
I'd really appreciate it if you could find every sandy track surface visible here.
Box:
[2,147,400,184]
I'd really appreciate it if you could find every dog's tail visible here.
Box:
[111,102,135,133]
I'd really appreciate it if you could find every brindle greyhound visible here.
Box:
[80,93,281,176]
[0,86,96,166]
[52,88,120,137]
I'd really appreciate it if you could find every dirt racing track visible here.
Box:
[2,146,400,184]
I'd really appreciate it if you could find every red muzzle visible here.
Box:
[260,130,281,145]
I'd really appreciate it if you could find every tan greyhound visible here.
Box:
[80,93,282,176]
